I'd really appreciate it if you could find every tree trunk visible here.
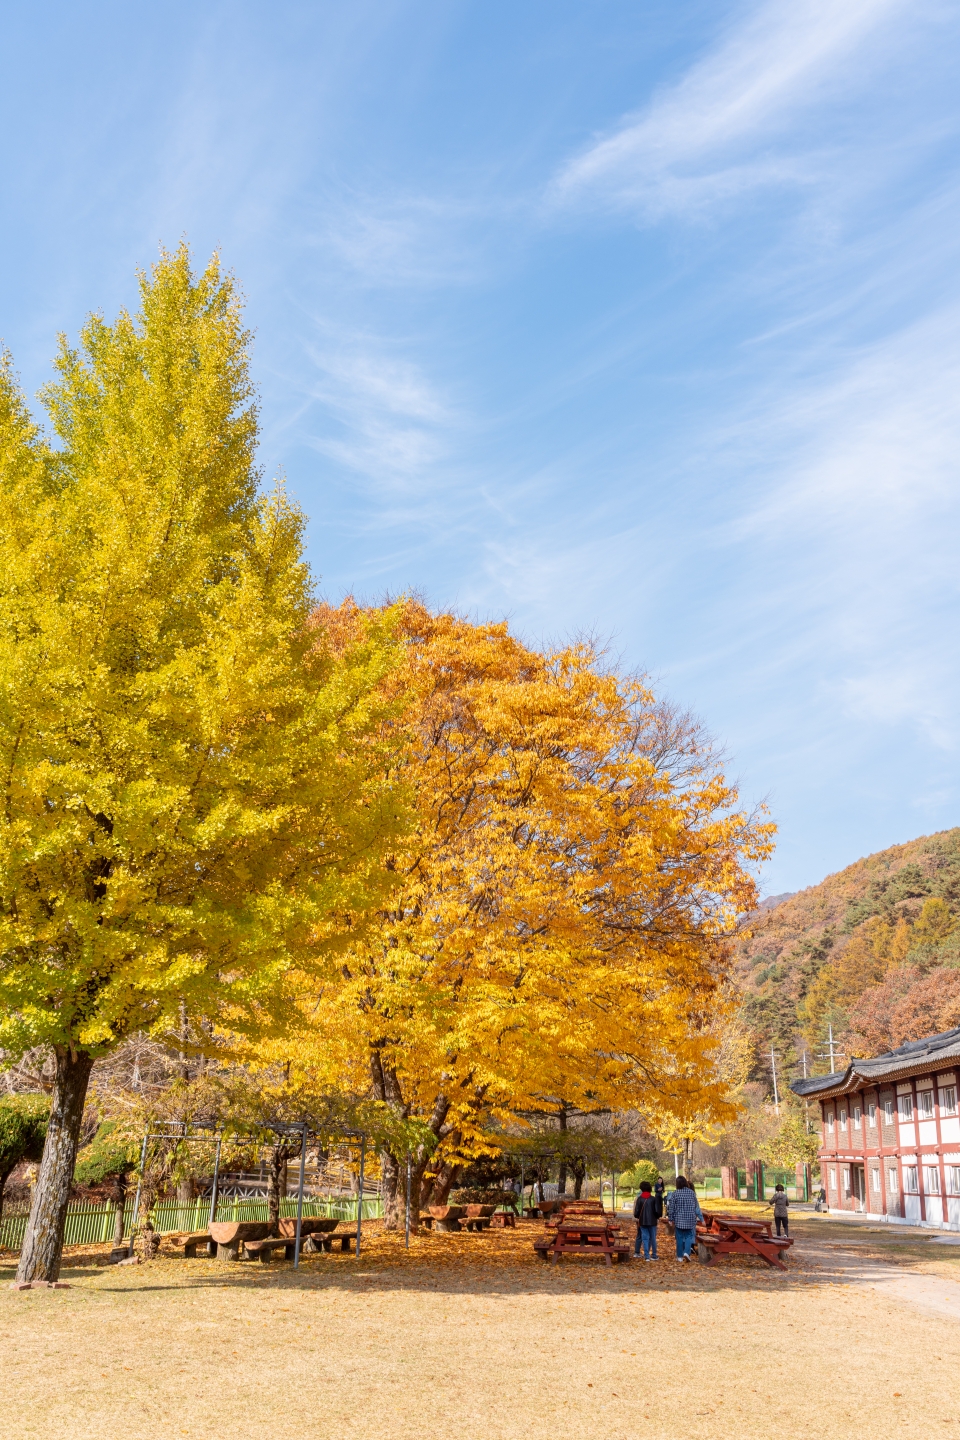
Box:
[177,1176,196,1204]
[572,1159,585,1200]
[557,1104,568,1195]
[381,1150,429,1231]
[267,1148,288,1232]
[422,1161,460,1209]
[380,1151,403,1229]
[16,1047,94,1284]
[113,1176,127,1248]
[0,1166,12,1232]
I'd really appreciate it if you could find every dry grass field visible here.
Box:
[3,1208,959,1439]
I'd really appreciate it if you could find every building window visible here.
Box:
[867,1100,877,1127]
[829,1166,838,1192]
[946,1167,960,1196]
[852,1104,862,1130]
[842,1165,851,1194]
[897,1094,913,1122]
[839,1106,848,1126]
[940,1085,957,1116]
[825,1108,835,1133]
[924,1166,941,1195]
[887,1168,899,1194]
[917,1090,934,1120]
[884,1098,895,1123]
[870,1168,881,1193]
[904,1166,919,1194]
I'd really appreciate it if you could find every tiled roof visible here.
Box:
[791,1025,960,1098]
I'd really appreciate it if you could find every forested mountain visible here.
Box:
[734,827,960,1092]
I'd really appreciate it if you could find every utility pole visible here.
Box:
[816,1024,845,1076]
[800,1051,811,1131]
[770,1048,780,1115]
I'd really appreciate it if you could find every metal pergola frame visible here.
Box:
[127,1122,224,1256]
[129,1119,371,1270]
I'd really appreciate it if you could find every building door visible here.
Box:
[851,1164,866,1212]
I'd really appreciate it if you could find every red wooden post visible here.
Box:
[721,1166,738,1199]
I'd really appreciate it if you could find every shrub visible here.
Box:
[449,1187,517,1209]
[619,1160,660,1191]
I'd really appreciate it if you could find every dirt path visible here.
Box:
[805,1235,960,1320]
[2,1217,959,1439]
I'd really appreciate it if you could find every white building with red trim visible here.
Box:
[791,1025,960,1229]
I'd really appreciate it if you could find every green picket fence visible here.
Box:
[0,1194,383,1254]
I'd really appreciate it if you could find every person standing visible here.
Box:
[654,1174,665,1216]
[766,1183,790,1236]
[633,1182,659,1261]
[666,1175,703,1261]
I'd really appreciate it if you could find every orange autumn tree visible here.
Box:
[283,600,773,1224]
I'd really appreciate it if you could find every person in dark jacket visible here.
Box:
[766,1183,790,1235]
[654,1175,665,1215]
[633,1182,659,1260]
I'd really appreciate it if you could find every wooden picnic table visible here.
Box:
[534,1216,630,1266]
[545,1203,614,1230]
[695,1211,794,1271]
[208,1221,271,1262]
[277,1216,340,1238]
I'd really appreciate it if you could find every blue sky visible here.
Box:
[2,0,959,893]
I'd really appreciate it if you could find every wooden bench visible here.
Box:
[243,1236,297,1263]
[533,1235,631,1265]
[164,1230,214,1259]
[488,1211,516,1229]
[325,1231,359,1252]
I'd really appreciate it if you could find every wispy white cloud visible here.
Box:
[702,305,960,748]
[313,191,497,289]
[550,0,908,219]
[300,338,458,497]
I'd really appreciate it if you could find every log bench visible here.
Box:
[324,1230,359,1252]
[243,1236,297,1263]
[164,1230,215,1258]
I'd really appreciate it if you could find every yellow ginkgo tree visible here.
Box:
[0,248,406,1282]
[286,601,773,1224]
